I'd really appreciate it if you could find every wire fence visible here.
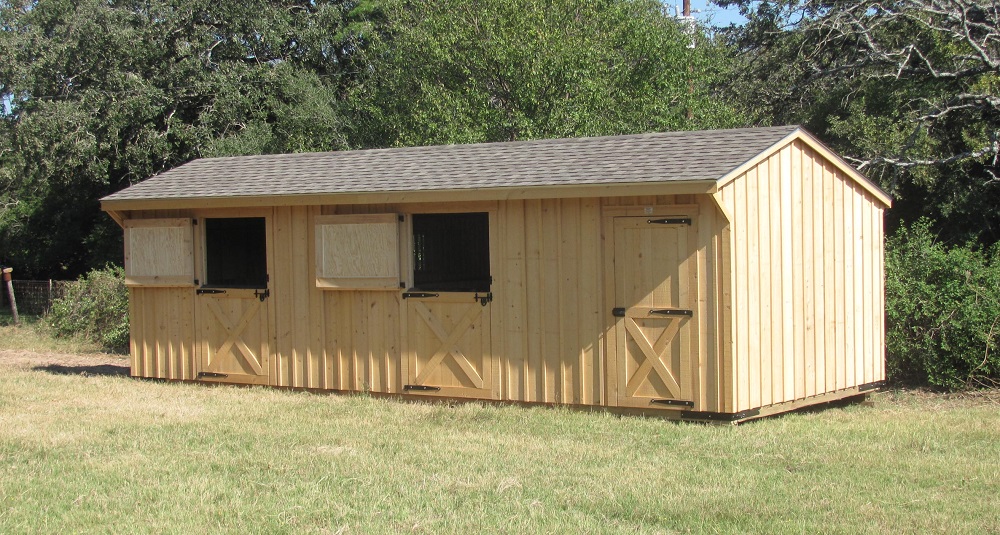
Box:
[1,280,72,316]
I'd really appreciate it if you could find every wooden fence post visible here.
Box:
[2,268,19,325]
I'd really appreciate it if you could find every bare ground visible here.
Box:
[0,349,130,376]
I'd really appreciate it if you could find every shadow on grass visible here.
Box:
[33,364,130,377]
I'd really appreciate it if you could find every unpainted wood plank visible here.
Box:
[858,195,876,385]
[745,164,761,409]
[679,219,695,402]
[273,206,294,386]
[601,208,619,407]
[810,148,826,395]
[367,291,385,391]
[844,181,858,388]
[387,292,402,392]
[353,292,370,390]
[541,199,562,403]
[761,156,782,404]
[800,143,816,398]
[696,202,712,410]
[833,169,846,390]
[290,206,312,387]
[307,207,327,388]
[755,162,773,408]
[524,200,543,402]
[712,189,737,413]
[823,161,837,393]
[489,209,502,400]
[578,198,601,406]
[790,143,806,401]
[560,199,582,404]
[733,173,750,411]
[779,147,795,403]
[323,292,342,389]
[877,208,886,381]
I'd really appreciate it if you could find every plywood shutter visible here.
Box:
[315,214,400,290]
[124,218,195,287]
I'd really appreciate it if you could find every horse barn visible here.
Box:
[101,125,891,422]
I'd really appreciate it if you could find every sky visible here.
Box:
[668,0,749,27]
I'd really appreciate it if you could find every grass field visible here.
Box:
[0,322,998,534]
[0,313,105,354]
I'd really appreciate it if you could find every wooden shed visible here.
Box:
[101,125,891,422]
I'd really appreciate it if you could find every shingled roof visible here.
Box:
[103,126,810,207]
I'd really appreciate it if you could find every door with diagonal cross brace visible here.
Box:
[612,216,697,409]
[195,215,272,385]
[197,289,271,384]
[403,292,494,398]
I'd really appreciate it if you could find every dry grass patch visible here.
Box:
[0,356,997,534]
[0,314,107,355]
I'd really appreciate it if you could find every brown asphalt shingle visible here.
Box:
[102,126,801,202]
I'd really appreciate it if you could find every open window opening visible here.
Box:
[412,212,490,292]
[204,217,268,288]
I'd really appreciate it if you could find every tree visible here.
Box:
[717,0,1000,244]
[0,0,369,277]
[349,0,744,148]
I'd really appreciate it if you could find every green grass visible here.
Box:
[0,358,997,535]
[0,313,107,354]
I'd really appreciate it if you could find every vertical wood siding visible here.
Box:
[716,140,886,411]
[129,287,197,379]
[498,198,604,405]
[124,159,883,416]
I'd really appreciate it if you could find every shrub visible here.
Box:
[885,220,1000,390]
[47,265,129,353]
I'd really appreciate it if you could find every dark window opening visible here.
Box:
[204,218,267,288]
[412,212,490,292]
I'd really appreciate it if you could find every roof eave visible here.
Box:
[100,180,720,212]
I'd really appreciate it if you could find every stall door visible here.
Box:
[195,216,272,385]
[197,289,271,384]
[403,292,494,399]
[612,216,697,409]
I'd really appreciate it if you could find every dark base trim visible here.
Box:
[680,408,761,422]
[858,380,884,392]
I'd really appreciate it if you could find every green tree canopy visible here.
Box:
[0,0,370,277]
[716,0,1000,244]
[349,0,744,148]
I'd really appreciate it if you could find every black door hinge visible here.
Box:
[198,371,228,378]
[647,218,692,225]
[650,309,693,317]
[612,307,626,317]
[651,398,695,408]
[402,292,439,299]
[196,289,226,295]
[403,384,441,392]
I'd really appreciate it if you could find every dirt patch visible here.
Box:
[0,349,130,376]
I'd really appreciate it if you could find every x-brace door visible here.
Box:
[612,216,697,409]
[196,290,271,384]
[403,292,494,398]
